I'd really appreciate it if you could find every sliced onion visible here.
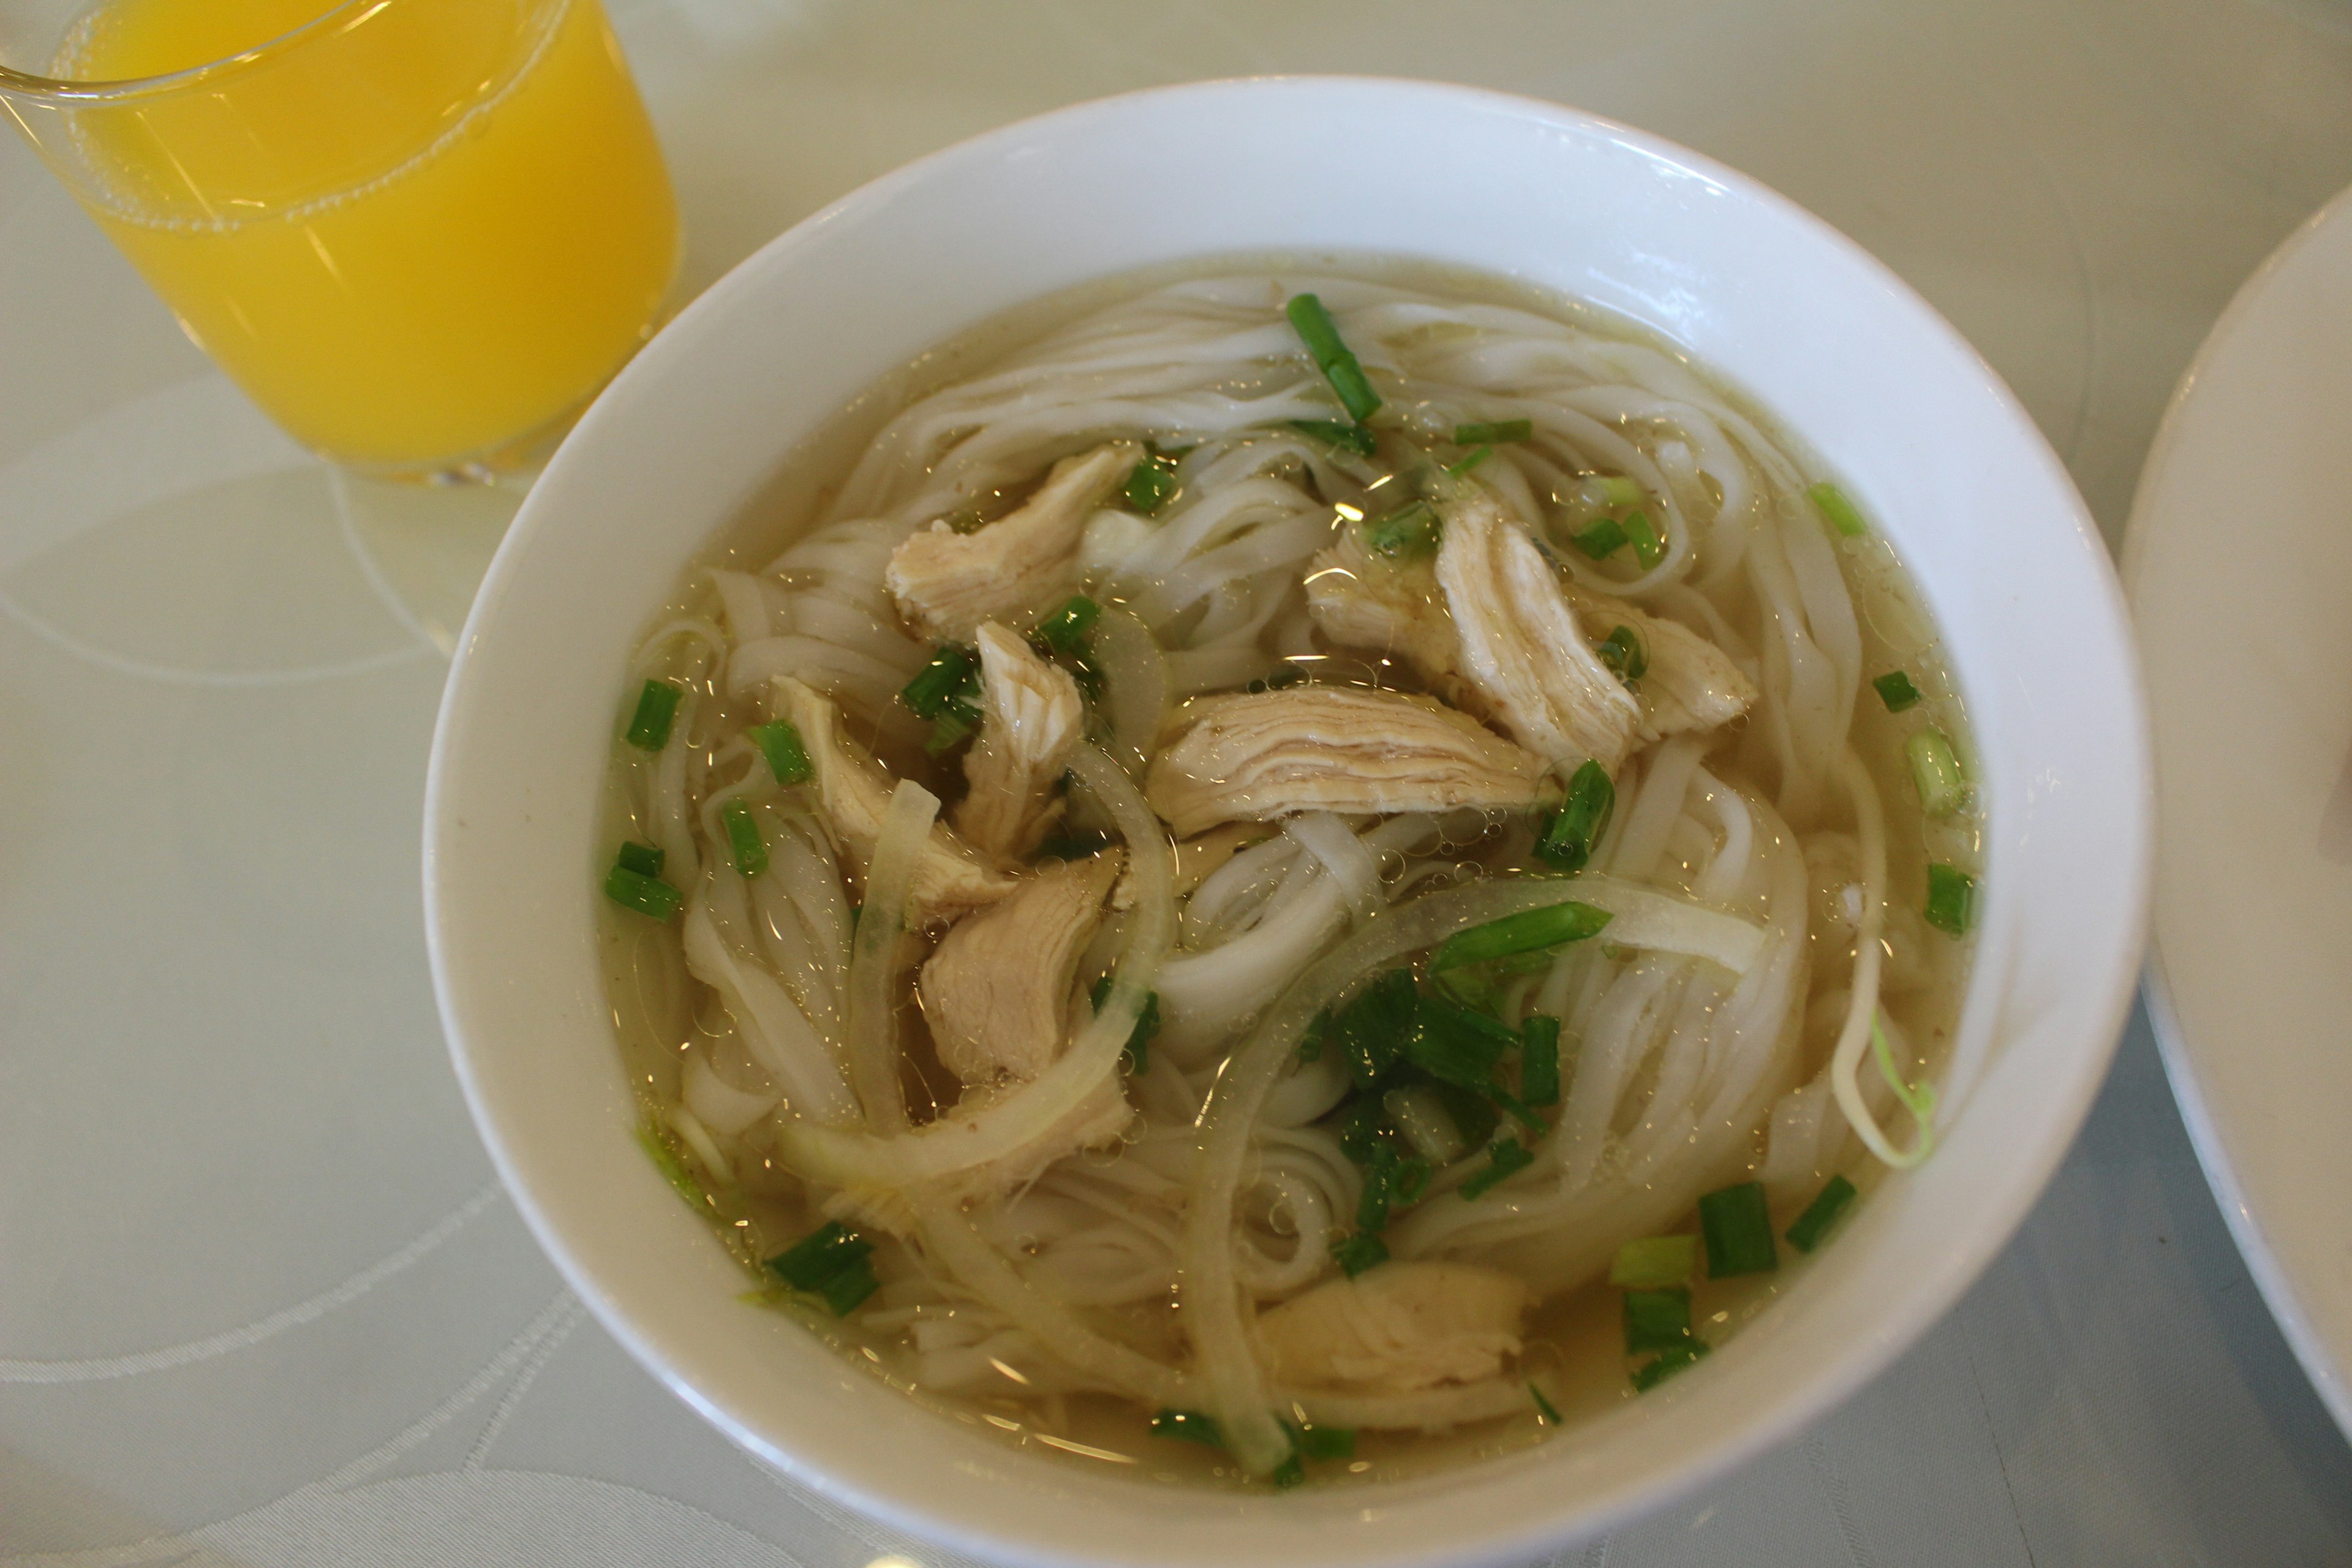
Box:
[1091,608,1166,775]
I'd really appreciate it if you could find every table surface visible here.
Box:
[6,2,2352,1564]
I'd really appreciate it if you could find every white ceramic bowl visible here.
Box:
[426,77,2150,1568]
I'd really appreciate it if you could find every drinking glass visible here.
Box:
[0,0,680,475]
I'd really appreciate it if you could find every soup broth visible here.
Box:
[595,258,1977,1488]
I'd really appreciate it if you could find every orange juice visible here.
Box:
[53,0,677,472]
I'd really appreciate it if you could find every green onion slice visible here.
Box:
[1596,625,1648,682]
[1036,595,1102,655]
[1698,1181,1778,1278]
[1332,1231,1390,1276]
[1907,730,1964,817]
[1924,862,1976,936]
[1529,1381,1564,1425]
[747,720,813,786]
[1433,900,1612,971]
[616,840,664,877]
[722,797,768,878]
[1872,670,1923,712]
[1459,1138,1535,1199]
[1623,510,1666,569]
[900,643,980,719]
[1785,1174,1860,1254]
[1807,480,1868,538]
[1446,445,1494,477]
[1608,1234,1698,1289]
[1520,1014,1562,1107]
[1288,418,1379,457]
[1631,1340,1709,1392]
[624,679,683,752]
[604,864,682,920]
[1295,1422,1355,1460]
[1597,475,1644,510]
[1455,419,1533,445]
[1570,517,1628,560]
[1363,499,1439,559]
[1623,1286,1694,1354]
[764,1221,880,1316]
[1534,760,1616,872]
[1125,458,1179,515]
[1150,1409,1226,1447]
[1286,293,1383,423]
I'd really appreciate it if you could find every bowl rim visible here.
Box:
[426,72,2153,1568]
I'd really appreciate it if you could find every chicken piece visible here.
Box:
[1145,686,1558,837]
[774,676,1019,919]
[920,852,1122,1085]
[954,622,1085,861]
[1561,581,1757,740]
[886,441,1142,641]
[1436,492,1642,775]
[1303,526,1470,702]
[1257,1262,1529,1392]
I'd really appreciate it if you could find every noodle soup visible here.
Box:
[594,262,1977,1487]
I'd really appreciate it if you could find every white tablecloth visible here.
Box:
[6,2,2351,1562]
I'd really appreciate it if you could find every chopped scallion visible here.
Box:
[1807,480,1868,538]
[1520,1014,1561,1107]
[1270,1456,1305,1489]
[722,798,767,878]
[1924,863,1975,936]
[747,720,813,786]
[1404,995,1517,1090]
[1125,457,1179,515]
[1459,1138,1534,1199]
[1434,900,1612,971]
[616,840,664,877]
[1623,510,1665,569]
[1455,419,1533,445]
[1334,968,1417,1089]
[605,864,682,920]
[1631,1340,1709,1391]
[1571,516,1628,560]
[1907,730,1964,817]
[1698,1181,1777,1277]
[1529,1381,1564,1425]
[1785,1174,1859,1253]
[1149,1409,1226,1447]
[1872,669,1923,713]
[764,1221,880,1316]
[1295,1422,1356,1460]
[1608,1234,1698,1289]
[1286,293,1382,423]
[1623,1286,1695,1354]
[624,679,683,752]
[1597,475,1644,510]
[1363,499,1440,559]
[899,643,980,719]
[1036,595,1101,655]
[924,707,978,755]
[1332,1231,1390,1276]
[1446,444,1494,476]
[1394,1156,1433,1204]
[1534,760,1616,872]
[1288,418,1378,457]
[1596,624,1648,682]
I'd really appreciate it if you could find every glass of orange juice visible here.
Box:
[0,0,679,475]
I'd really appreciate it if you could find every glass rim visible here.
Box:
[0,0,383,102]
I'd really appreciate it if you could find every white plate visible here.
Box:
[2126,182,2352,1439]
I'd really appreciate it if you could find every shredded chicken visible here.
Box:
[1562,581,1757,739]
[1256,1262,1528,1392]
[1302,526,1470,702]
[1435,492,1642,775]
[952,622,1084,861]
[919,853,1122,1085]
[1145,686,1557,837]
[885,441,1142,641]
[773,676,1019,918]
